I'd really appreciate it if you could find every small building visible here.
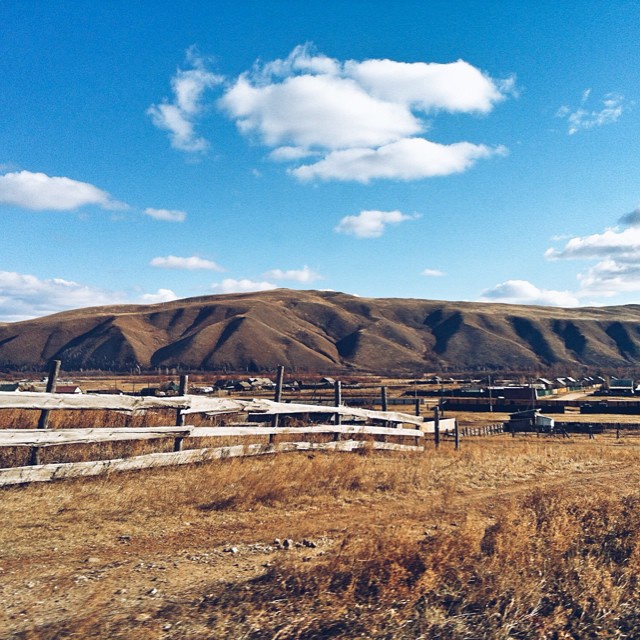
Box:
[248,377,275,389]
[56,385,82,394]
[609,378,635,396]
[506,409,555,433]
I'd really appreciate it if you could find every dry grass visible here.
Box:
[3,437,640,638]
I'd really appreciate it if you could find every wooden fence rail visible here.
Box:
[0,439,422,487]
[0,392,425,426]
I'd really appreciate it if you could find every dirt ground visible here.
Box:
[3,433,640,639]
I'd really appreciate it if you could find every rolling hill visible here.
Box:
[1,288,640,373]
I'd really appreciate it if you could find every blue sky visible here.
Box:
[2,1,640,321]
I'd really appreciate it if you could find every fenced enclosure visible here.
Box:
[0,383,457,486]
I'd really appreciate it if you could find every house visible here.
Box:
[56,385,82,394]
[248,377,275,389]
[160,381,181,394]
[608,378,635,396]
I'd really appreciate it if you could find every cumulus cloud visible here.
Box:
[0,271,124,321]
[292,138,506,183]
[556,90,626,135]
[334,210,418,238]
[221,72,422,149]
[0,271,181,322]
[217,43,511,182]
[262,265,322,282]
[211,278,277,294]
[149,255,224,271]
[139,288,178,304]
[545,223,640,298]
[545,227,640,262]
[144,207,187,222]
[148,47,223,152]
[347,58,510,114]
[481,279,579,307]
[269,146,319,161]
[422,268,445,277]
[0,170,126,211]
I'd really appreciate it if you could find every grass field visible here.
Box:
[4,433,640,638]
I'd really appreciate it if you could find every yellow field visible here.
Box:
[4,435,640,638]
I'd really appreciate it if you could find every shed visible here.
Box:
[506,409,554,433]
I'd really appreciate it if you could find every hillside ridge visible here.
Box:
[2,289,640,372]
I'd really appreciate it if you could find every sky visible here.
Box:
[2,1,640,322]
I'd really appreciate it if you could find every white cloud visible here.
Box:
[139,288,178,304]
[217,43,511,182]
[262,265,322,282]
[422,268,445,277]
[334,209,418,238]
[481,279,579,307]
[148,48,223,152]
[0,271,182,322]
[0,271,126,322]
[269,146,318,161]
[221,73,422,149]
[546,224,640,298]
[293,138,506,183]
[347,58,510,114]
[0,170,125,211]
[149,255,224,271]
[144,207,187,222]
[545,226,640,261]
[576,259,640,297]
[556,90,626,135]
[211,278,277,294]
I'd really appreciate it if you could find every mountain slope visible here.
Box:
[2,289,640,372]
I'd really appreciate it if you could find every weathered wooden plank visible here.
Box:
[0,439,423,486]
[0,428,193,446]
[186,424,424,438]
[0,392,245,413]
[239,398,425,426]
[0,424,424,447]
[0,392,424,426]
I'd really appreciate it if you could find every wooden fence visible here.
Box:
[459,423,504,437]
[0,389,449,487]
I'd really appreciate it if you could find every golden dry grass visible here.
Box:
[3,437,640,638]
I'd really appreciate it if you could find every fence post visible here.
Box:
[29,446,41,466]
[37,359,61,430]
[415,397,421,417]
[333,380,342,441]
[434,406,440,449]
[175,374,189,428]
[380,385,390,430]
[271,365,285,434]
[454,419,460,450]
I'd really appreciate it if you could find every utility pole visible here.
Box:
[488,373,493,413]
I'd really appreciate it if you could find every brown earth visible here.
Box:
[4,436,640,638]
[3,288,640,373]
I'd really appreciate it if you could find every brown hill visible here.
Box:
[1,289,640,373]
